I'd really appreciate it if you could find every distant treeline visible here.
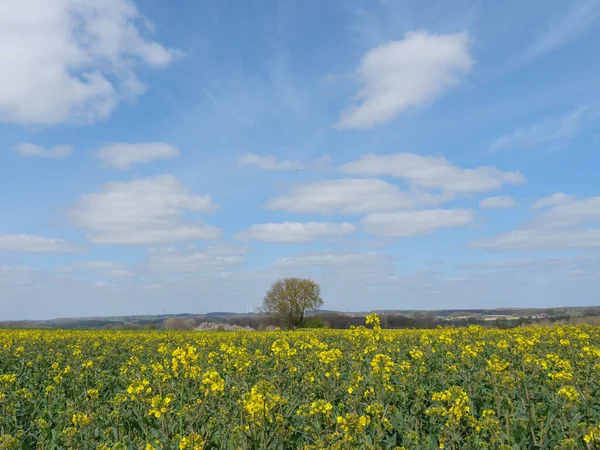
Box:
[2,307,600,330]
[102,311,600,330]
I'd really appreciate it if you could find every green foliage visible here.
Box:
[263,277,323,329]
[302,317,325,329]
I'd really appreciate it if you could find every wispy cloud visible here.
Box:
[234,222,355,243]
[201,49,305,128]
[361,209,476,237]
[531,193,575,210]
[94,142,180,170]
[479,196,517,209]
[238,154,330,171]
[0,234,82,253]
[490,106,596,152]
[13,143,73,159]
[521,0,600,62]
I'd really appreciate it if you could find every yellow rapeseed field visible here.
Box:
[1,314,600,449]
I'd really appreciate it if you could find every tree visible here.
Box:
[262,278,323,329]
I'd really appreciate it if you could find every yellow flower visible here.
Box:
[365,313,381,327]
[86,388,99,400]
[584,425,600,443]
[148,394,173,418]
[557,386,579,403]
[201,370,225,395]
[71,413,91,428]
[179,433,205,450]
[409,349,424,360]
[486,355,510,374]
[318,349,343,364]
[81,360,93,369]
[308,400,333,416]
[427,386,471,427]
[243,381,283,423]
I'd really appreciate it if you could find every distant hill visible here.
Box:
[1,305,599,329]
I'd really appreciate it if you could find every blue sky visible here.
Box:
[2,0,600,319]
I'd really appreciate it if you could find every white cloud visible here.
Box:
[13,143,73,159]
[95,142,180,170]
[479,196,517,209]
[472,194,600,251]
[70,261,134,277]
[238,154,330,171]
[74,261,124,270]
[336,31,473,129]
[531,193,575,210]
[490,106,595,152]
[144,245,248,273]
[273,250,389,269]
[470,229,600,251]
[234,222,355,243]
[105,269,135,278]
[68,175,221,245]
[264,178,417,214]
[0,234,82,252]
[0,0,180,125]
[340,153,525,194]
[361,209,475,237]
[530,197,600,229]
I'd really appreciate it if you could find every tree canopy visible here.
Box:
[262,277,323,329]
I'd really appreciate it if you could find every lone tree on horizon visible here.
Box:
[262,277,323,329]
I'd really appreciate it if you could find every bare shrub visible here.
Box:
[196,322,253,331]
[162,318,196,330]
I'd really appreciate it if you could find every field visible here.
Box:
[1,315,600,449]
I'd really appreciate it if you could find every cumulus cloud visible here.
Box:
[361,209,475,237]
[234,222,355,243]
[12,143,73,159]
[0,234,82,252]
[529,197,600,229]
[95,142,180,170]
[238,154,330,171]
[479,196,517,209]
[340,153,525,194]
[336,31,473,129]
[0,0,181,125]
[264,179,418,214]
[531,193,575,210]
[67,175,221,245]
[471,195,600,250]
